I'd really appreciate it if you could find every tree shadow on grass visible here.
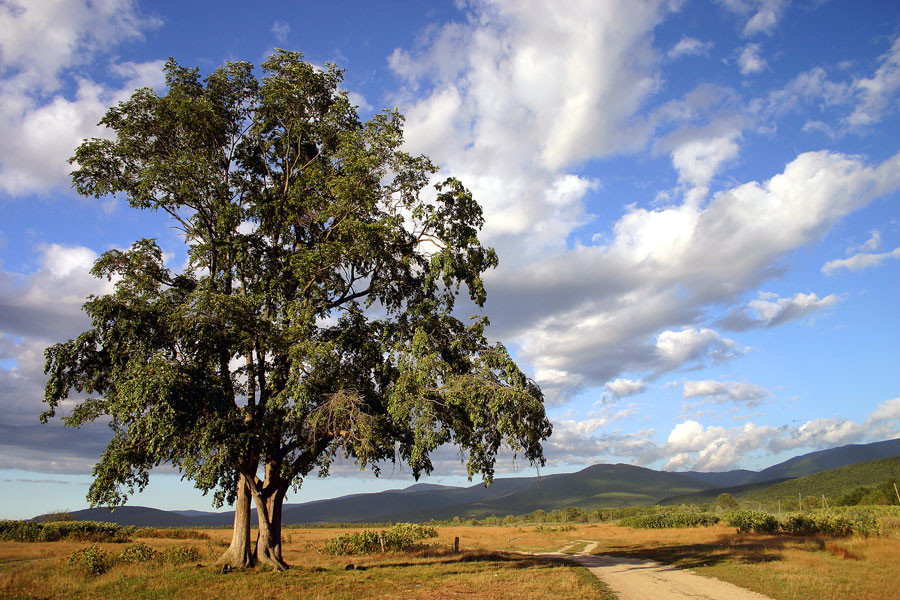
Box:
[597,533,806,570]
[352,549,569,572]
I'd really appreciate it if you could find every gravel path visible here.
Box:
[546,542,776,600]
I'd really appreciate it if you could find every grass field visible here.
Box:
[1,523,898,599]
[0,527,612,600]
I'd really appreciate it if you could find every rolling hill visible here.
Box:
[32,438,900,525]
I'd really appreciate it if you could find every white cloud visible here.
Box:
[390,0,671,258]
[857,230,882,253]
[738,43,767,75]
[683,379,771,405]
[848,35,900,127]
[271,20,290,43]
[606,378,647,398]
[655,328,742,371]
[822,247,900,275]
[0,0,163,195]
[0,244,111,341]
[716,0,788,37]
[742,0,788,36]
[667,36,712,60]
[719,291,841,330]
[483,149,900,396]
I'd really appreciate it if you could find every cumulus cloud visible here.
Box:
[719,291,841,330]
[390,0,671,258]
[0,0,164,194]
[606,378,647,398]
[0,244,111,340]
[822,247,900,275]
[658,395,900,471]
[738,43,767,75]
[667,36,713,60]
[485,149,900,396]
[683,379,771,405]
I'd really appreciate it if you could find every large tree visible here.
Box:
[42,51,550,570]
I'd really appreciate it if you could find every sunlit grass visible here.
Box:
[0,527,612,600]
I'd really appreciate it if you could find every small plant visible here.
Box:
[727,510,780,534]
[67,545,111,575]
[118,542,158,563]
[324,523,438,555]
[533,524,576,532]
[619,512,720,529]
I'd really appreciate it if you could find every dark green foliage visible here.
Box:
[726,509,883,536]
[663,456,900,508]
[0,520,130,543]
[324,523,438,555]
[619,512,720,529]
[132,527,209,540]
[67,545,111,575]
[717,493,738,510]
[726,510,780,534]
[0,520,43,542]
[118,542,158,563]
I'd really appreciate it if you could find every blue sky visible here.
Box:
[1,0,899,519]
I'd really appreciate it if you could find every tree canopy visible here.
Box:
[42,50,550,569]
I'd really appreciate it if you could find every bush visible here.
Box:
[324,523,438,555]
[727,510,780,534]
[533,524,575,532]
[118,542,158,563]
[619,512,720,529]
[67,545,111,575]
[39,521,130,542]
[782,511,877,537]
[0,520,43,542]
[0,520,130,543]
[132,527,209,540]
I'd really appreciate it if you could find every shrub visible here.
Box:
[727,510,780,534]
[39,521,130,542]
[619,512,720,529]
[132,527,209,540]
[0,520,43,542]
[118,542,158,563]
[324,523,438,555]
[534,524,575,532]
[67,545,111,575]
[782,511,877,537]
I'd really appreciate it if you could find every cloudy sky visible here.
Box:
[1,0,899,519]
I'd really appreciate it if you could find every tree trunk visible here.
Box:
[216,476,254,568]
[252,485,289,571]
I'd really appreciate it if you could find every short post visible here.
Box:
[454,536,459,553]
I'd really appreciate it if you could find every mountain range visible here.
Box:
[35,438,900,526]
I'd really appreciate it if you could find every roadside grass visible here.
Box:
[589,523,900,600]
[0,527,613,600]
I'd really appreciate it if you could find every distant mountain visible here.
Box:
[32,438,900,526]
[745,438,900,483]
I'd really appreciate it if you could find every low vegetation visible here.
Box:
[324,523,438,555]
[619,511,720,529]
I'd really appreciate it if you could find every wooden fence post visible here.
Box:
[454,537,459,553]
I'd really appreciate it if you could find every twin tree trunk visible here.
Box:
[216,473,290,570]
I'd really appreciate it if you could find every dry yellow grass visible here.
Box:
[3,523,898,600]
[0,527,611,600]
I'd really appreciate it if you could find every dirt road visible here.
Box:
[547,541,776,600]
